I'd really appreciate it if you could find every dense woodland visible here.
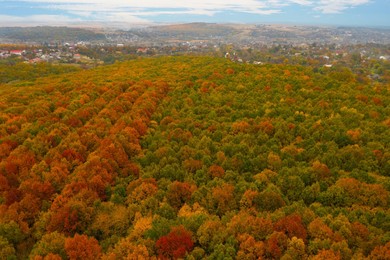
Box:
[0,56,389,259]
[0,62,81,84]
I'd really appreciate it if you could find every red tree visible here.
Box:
[274,214,307,242]
[156,226,194,259]
[64,234,102,260]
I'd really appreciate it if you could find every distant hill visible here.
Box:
[0,26,106,43]
[149,22,238,38]
[1,24,390,45]
[126,23,390,45]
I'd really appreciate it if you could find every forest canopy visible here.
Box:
[0,56,389,259]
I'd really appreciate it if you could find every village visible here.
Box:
[1,24,389,72]
[1,40,388,78]
[0,42,97,64]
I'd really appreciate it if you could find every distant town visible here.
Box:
[0,24,389,81]
[1,42,102,65]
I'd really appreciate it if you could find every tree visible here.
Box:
[166,181,196,210]
[265,232,289,259]
[0,236,16,260]
[312,249,341,260]
[279,175,305,202]
[32,253,63,260]
[29,232,66,259]
[212,183,237,215]
[254,188,286,211]
[236,233,265,259]
[257,120,274,135]
[232,121,250,134]
[183,159,203,173]
[90,204,130,239]
[228,211,273,240]
[312,161,331,179]
[369,242,390,260]
[127,180,158,204]
[308,218,333,240]
[239,189,259,209]
[349,221,370,250]
[18,193,41,225]
[197,220,228,252]
[102,237,150,259]
[156,225,194,259]
[284,236,307,260]
[268,152,282,170]
[208,165,225,178]
[47,189,97,235]
[129,215,153,240]
[274,214,307,242]
[65,234,102,260]
[0,221,24,245]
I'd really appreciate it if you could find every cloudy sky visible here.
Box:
[1,0,389,27]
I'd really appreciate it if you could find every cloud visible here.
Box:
[1,0,375,26]
[288,0,312,5]
[6,0,373,14]
[93,13,151,24]
[6,0,294,16]
[0,14,84,26]
[314,0,372,14]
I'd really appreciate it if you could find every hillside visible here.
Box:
[0,56,389,259]
[148,23,238,39]
[2,24,390,45]
[0,27,106,43]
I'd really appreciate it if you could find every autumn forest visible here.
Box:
[0,56,389,259]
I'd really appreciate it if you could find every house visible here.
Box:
[29,58,43,64]
[0,50,9,58]
[10,50,24,56]
[73,54,81,61]
[137,47,148,54]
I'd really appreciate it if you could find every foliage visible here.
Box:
[156,225,194,259]
[0,56,388,258]
[0,62,80,83]
[64,234,102,260]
